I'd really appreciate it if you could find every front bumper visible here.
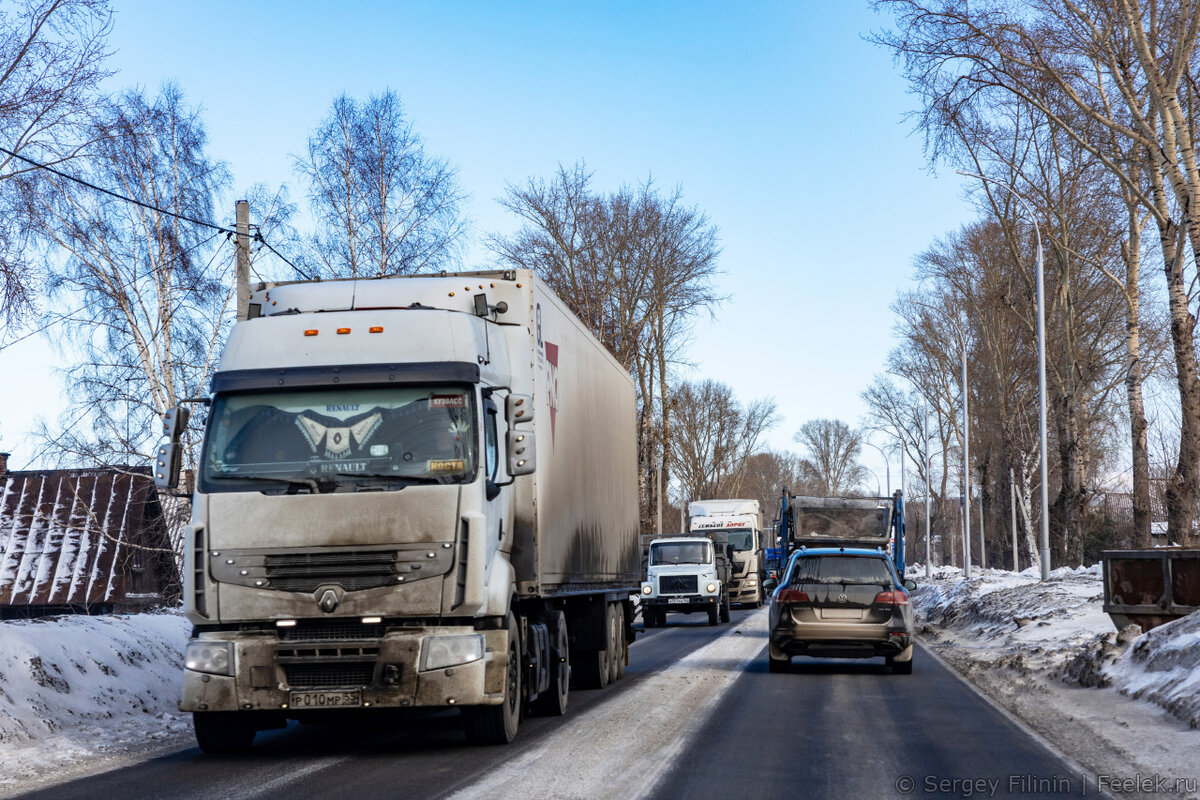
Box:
[179,626,509,714]
[729,576,760,603]
[641,595,719,614]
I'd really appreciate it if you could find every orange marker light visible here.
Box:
[337,328,351,335]
[369,326,384,333]
[304,329,318,337]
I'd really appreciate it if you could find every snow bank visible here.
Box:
[910,563,1200,727]
[0,610,192,790]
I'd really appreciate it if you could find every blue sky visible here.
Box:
[0,1,976,480]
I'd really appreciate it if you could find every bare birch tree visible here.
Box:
[294,90,467,278]
[26,84,231,485]
[0,0,112,328]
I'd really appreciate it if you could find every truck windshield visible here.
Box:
[200,385,476,492]
[651,541,712,565]
[724,529,755,551]
[793,506,891,542]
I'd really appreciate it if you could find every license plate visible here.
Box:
[667,598,689,604]
[289,690,362,709]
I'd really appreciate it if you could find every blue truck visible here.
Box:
[771,490,907,579]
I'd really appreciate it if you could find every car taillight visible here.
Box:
[874,590,909,606]
[776,589,810,604]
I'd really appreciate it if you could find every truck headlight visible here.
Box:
[641,584,653,595]
[184,641,234,676]
[420,634,485,671]
[706,583,717,593]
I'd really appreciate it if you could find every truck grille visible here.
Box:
[265,551,398,592]
[282,662,375,688]
[659,575,698,594]
[279,620,385,641]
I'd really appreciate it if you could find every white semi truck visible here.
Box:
[688,499,766,607]
[156,269,640,751]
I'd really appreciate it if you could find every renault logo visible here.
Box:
[318,588,341,613]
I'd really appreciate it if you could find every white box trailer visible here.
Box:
[158,269,639,751]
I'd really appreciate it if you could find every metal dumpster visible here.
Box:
[1102,548,1200,631]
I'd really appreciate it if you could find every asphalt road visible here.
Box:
[18,609,1089,800]
[650,635,1089,800]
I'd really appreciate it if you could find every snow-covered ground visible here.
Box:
[0,610,192,796]
[912,564,1200,799]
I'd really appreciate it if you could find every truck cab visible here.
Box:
[639,534,731,627]
[689,499,766,607]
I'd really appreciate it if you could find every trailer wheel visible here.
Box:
[464,611,522,744]
[193,711,257,754]
[607,603,624,683]
[531,611,569,716]
[612,603,626,681]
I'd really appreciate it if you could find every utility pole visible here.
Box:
[961,332,972,579]
[236,200,250,321]
[924,406,932,579]
[979,487,986,570]
[956,171,1049,580]
[1010,467,1018,572]
[654,457,663,537]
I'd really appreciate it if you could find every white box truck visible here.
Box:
[689,499,766,607]
[156,269,640,751]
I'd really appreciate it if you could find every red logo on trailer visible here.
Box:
[545,341,559,445]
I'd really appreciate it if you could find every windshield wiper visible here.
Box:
[208,474,325,493]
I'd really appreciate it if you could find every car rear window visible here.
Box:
[789,555,893,586]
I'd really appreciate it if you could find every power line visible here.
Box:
[0,144,302,276]
[0,145,237,235]
[253,231,312,280]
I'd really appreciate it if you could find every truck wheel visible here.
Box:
[707,605,719,626]
[193,711,257,754]
[719,596,730,623]
[531,611,569,716]
[612,604,626,681]
[464,611,522,744]
[642,607,656,628]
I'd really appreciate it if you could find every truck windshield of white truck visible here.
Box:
[650,541,712,565]
[724,529,755,551]
[200,385,478,493]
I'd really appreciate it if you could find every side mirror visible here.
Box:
[506,430,536,476]
[154,405,190,490]
[505,394,533,425]
[903,578,917,591]
[763,578,778,594]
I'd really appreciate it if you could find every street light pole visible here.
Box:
[956,170,1050,581]
[864,440,891,496]
[924,405,932,579]
[961,331,971,579]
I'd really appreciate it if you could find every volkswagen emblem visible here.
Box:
[837,592,848,603]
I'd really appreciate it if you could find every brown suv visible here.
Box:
[767,547,916,674]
